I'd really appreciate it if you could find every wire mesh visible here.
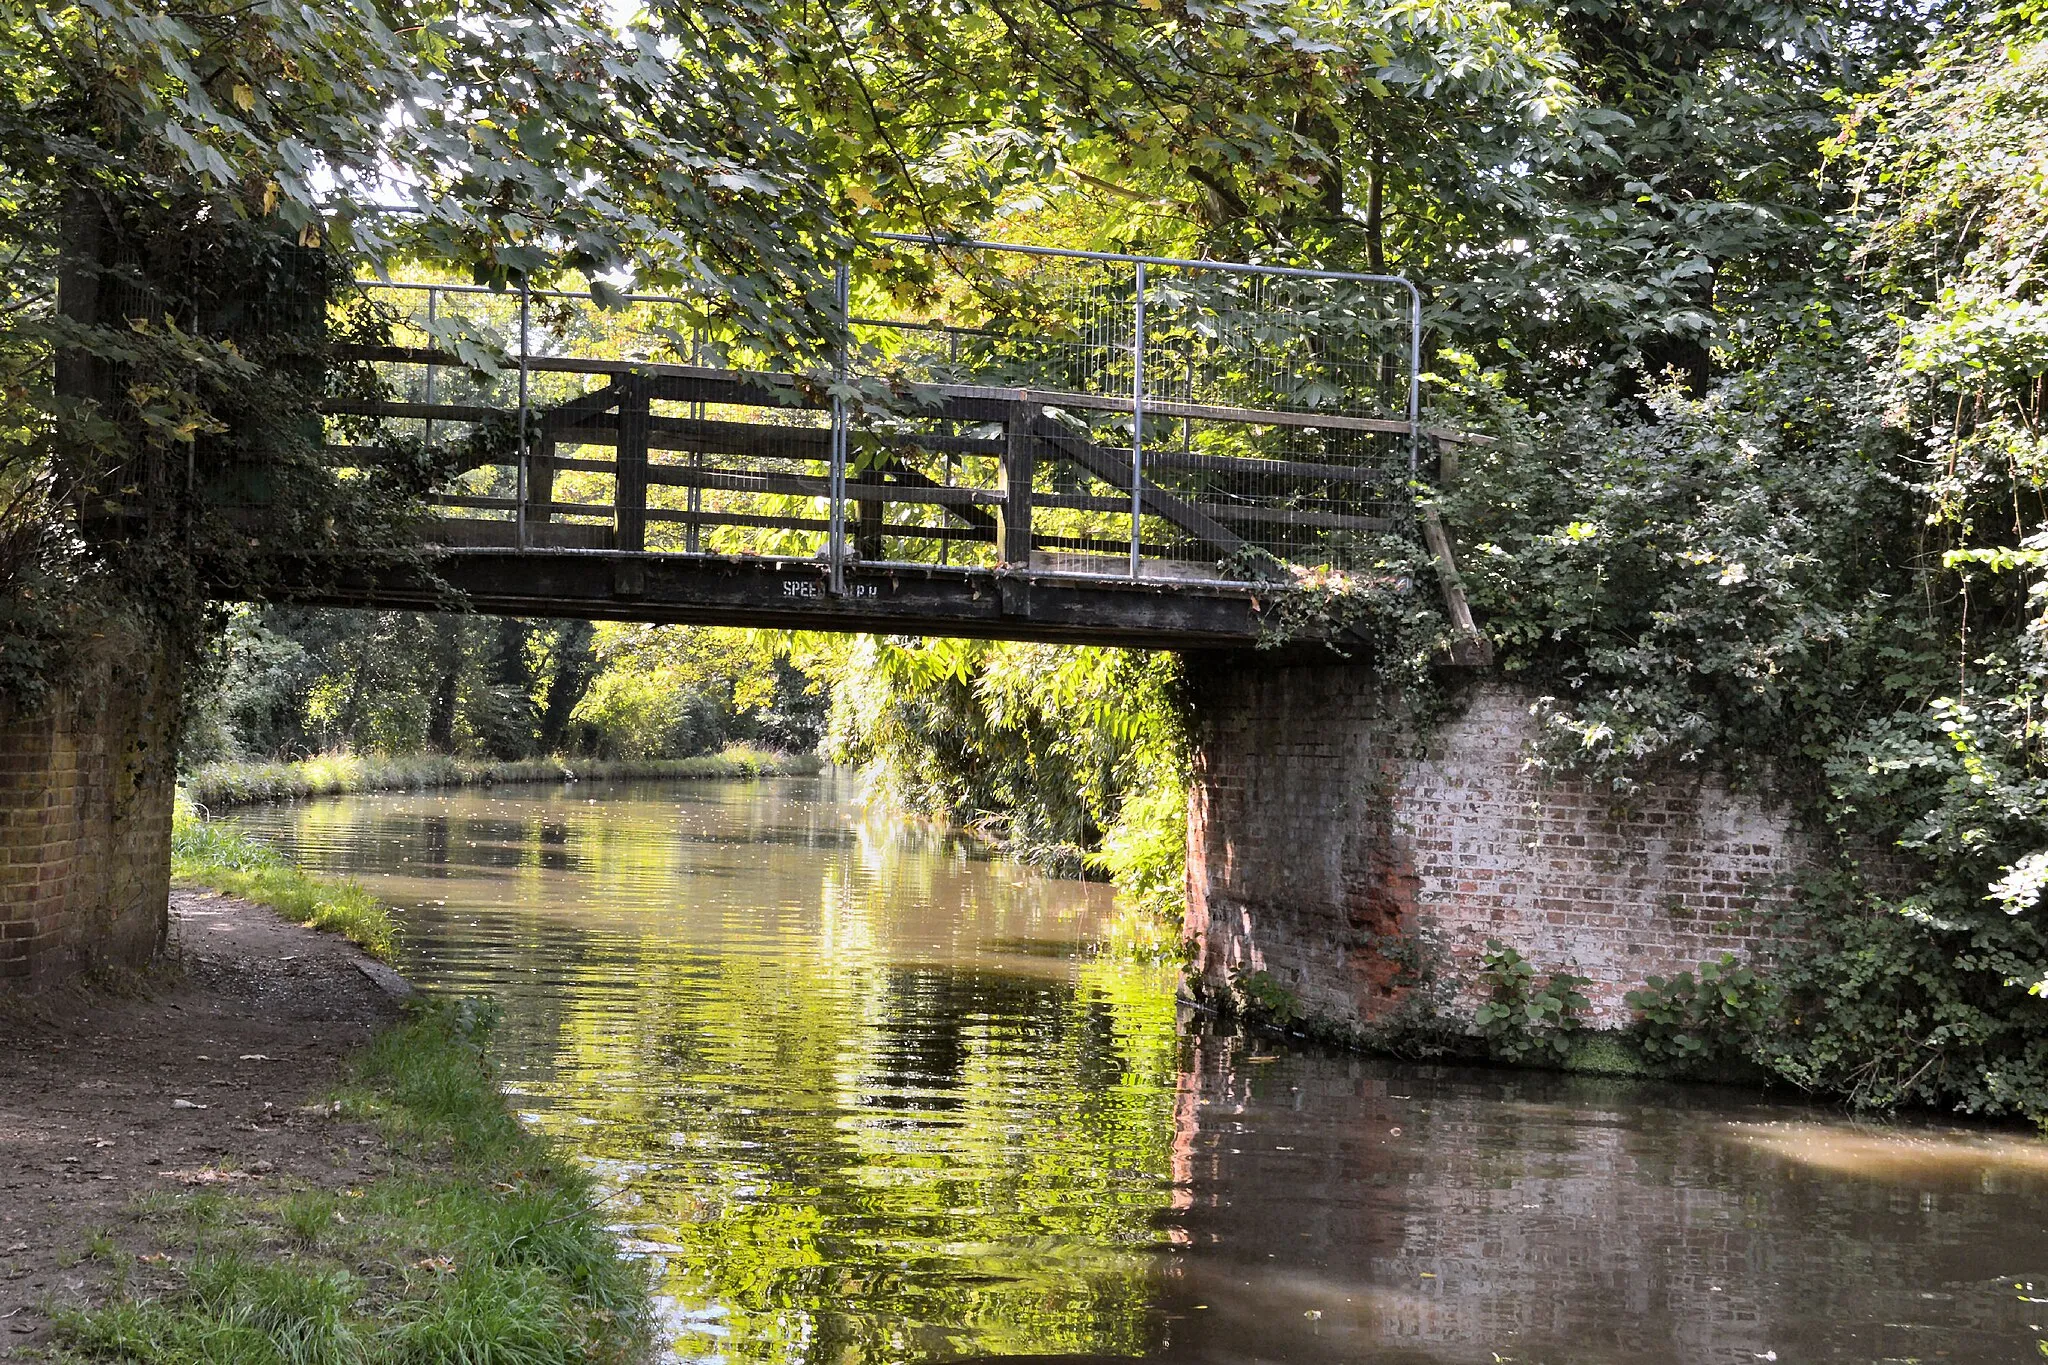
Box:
[338,280,843,559]
[334,240,1420,585]
[846,241,1418,579]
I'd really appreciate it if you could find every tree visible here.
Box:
[1432,4,2048,1116]
[0,0,850,707]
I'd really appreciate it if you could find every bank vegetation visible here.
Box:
[183,744,818,810]
[170,810,398,958]
[56,1002,652,1365]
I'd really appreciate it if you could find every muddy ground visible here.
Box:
[0,891,412,1357]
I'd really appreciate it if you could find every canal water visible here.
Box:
[230,776,2048,1365]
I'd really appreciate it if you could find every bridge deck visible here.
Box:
[271,548,1275,649]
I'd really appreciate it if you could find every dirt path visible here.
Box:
[0,891,412,1357]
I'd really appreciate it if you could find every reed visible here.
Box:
[182,744,821,809]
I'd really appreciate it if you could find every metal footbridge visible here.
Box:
[288,236,1483,651]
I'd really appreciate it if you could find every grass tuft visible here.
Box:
[55,1002,650,1365]
[182,743,820,810]
[170,811,397,960]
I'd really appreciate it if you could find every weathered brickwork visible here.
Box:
[0,640,180,987]
[1185,660,1808,1031]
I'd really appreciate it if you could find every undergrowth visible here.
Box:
[1474,941,1592,1064]
[52,1002,651,1365]
[182,743,819,809]
[169,810,396,960]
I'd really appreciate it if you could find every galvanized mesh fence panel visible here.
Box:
[334,240,1419,585]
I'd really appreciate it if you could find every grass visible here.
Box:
[170,811,398,961]
[53,1002,652,1365]
[183,743,821,810]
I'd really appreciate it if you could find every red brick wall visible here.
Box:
[1185,660,1806,1032]
[0,640,180,987]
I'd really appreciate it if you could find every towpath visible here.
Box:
[0,892,409,1356]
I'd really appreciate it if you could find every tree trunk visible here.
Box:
[538,622,599,754]
[426,618,463,753]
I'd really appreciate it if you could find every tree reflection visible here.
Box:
[337,783,1188,1365]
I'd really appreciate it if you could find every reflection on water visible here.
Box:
[232,776,2048,1364]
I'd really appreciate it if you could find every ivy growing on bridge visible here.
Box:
[1436,8,2048,1118]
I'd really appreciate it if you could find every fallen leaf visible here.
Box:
[162,1168,250,1185]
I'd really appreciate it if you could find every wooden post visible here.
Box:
[997,403,1036,567]
[852,460,885,563]
[1419,502,1492,667]
[614,376,650,552]
[522,438,556,544]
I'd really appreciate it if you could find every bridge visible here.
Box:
[281,237,1487,652]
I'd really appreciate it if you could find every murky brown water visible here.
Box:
[230,775,2048,1364]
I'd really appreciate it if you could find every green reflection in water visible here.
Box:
[231,777,1184,1365]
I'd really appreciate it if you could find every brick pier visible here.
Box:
[0,640,180,987]
[1184,661,1807,1032]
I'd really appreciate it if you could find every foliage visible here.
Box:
[1229,969,1300,1029]
[1087,777,1192,959]
[182,609,826,767]
[821,0,1925,396]
[1625,953,1776,1067]
[169,807,396,959]
[1223,536,1452,679]
[185,608,601,763]
[0,0,852,713]
[1445,344,1918,791]
[1437,13,2048,1118]
[1473,940,1590,1064]
[570,624,824,760]
[55,1002,650,1365]
[813,633,1187,926]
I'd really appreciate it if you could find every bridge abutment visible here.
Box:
[0,633,180,988]
[1184,659,1808,1038]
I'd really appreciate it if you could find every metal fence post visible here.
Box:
[516,283,530,551]
[423,286,438,450]
[1129,260,1146,579]
[1406,284,1422,479]
[828,261,850,595]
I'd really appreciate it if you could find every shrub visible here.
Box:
[1625,953,1775,1068]
[1474,941,1592,1064]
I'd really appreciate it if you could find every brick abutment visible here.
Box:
[1184,660,1806,1035]
[0,636,180,987]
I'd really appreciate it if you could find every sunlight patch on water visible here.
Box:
[1725,1120,2048,1183]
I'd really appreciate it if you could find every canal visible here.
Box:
[230,775,2048,1364]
